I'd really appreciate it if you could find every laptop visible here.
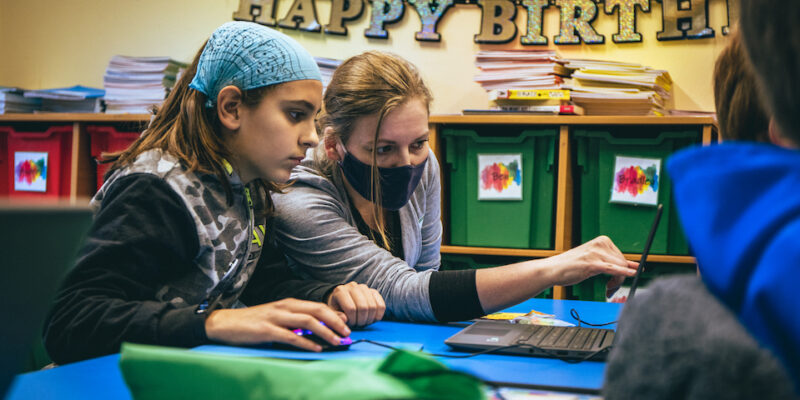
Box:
[0,202,93,396]
[445,204,664,361]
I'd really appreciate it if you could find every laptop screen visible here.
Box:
[626,204,663,301]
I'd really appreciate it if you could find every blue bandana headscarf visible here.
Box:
[189,21,322,108]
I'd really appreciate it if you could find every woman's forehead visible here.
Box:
[349,99,428,143]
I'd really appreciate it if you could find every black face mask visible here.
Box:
[338,151,428,211]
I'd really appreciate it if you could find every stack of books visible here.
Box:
[314,57,341,94]
[558,59,672,116]
[0,87,41,113]
[473,50,567,91]
[103,56,186,114]
[464,88,584,115]
[23,85,104,113]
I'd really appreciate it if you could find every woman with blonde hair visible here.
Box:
[272,51,637,323]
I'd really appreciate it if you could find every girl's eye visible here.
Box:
[288,111,305,121]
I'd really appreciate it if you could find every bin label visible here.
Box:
[610,155,660,206]
[14,151,48,192]
[478,154,523,200]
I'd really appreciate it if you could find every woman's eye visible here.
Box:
[412,140,428,150]
[288,111,305,121]
[376,145,393,154]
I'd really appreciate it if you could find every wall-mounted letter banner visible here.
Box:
[234,0,737,44]
[478,154,523,200]
[14,151,48,192]
[610,155,660,206]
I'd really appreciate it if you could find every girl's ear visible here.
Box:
[217,86,243,131]
[323,127,345,161]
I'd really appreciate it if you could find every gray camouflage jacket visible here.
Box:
[43,149,337,364]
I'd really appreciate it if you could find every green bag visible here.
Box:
[119,343,486,400]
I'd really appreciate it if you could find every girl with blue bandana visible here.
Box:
[270,51,638,323]
[43,22,384,364]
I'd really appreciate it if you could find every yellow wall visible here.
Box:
[0,0,732,114]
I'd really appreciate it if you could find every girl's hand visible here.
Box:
[548,235,638,287]
[326,281,386,327]
[204,298,350,352]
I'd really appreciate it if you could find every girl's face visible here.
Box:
[341,98,430,168]
[228,79,322,183]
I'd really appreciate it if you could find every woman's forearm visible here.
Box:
[474,236,638,313]
[475,258,557,313]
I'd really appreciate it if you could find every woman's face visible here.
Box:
[342,98,430,168]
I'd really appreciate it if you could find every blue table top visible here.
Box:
[5,299,621,399]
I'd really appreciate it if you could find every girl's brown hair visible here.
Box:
[104,41,279,217]
[713,29,769,142]
[315,51,433,250]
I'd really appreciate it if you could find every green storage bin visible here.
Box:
[571,262,697,302]
[443,127,558,249]
[440,254,552,299]
[574,127,700,255]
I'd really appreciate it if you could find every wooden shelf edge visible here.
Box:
[429,114,717,125]
[0,113,151,122]
[441,246,696,264]
[441,245,560,258]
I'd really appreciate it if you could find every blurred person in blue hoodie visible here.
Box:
[604,16,799,398]
[667,0,800,391]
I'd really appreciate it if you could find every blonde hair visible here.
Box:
[315,51,433,250]
[104,41,279,218]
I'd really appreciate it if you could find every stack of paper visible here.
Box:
[0,87,41,113]
[474,50,567,91]
[558,59,672,116]
[103,56,187,114]
[314,57,341,94]
[23,85,104,113]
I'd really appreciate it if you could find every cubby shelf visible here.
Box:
[0,114,150,202]
[1,113,715,300]
[428,114,717,299]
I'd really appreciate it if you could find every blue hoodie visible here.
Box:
[668,142,800,388]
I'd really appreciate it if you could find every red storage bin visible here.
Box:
[88,126,140,190]
[3,125,73,199]
[0,129,8,196]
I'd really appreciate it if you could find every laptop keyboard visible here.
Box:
[517,325,611,351]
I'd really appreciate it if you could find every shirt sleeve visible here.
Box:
[428,269,485,322]
[414,149,443,271]
[272,183,438,322]
[43,174,208,364]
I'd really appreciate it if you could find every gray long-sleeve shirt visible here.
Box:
[271,150,446,321]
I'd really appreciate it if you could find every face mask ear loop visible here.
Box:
[335,139,347,162]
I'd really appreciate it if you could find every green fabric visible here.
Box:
[119,343,486,400]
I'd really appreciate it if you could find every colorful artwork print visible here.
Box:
[478,154,523,200]
[14,151,48,192]
[610,155,660,206]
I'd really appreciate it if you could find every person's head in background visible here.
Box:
[107,21,321,211]
[739,0,800,149]
[315,51,433,249]
[713,29,769,142]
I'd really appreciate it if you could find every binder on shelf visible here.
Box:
[488,89,570,101]
[463,104,584,115]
